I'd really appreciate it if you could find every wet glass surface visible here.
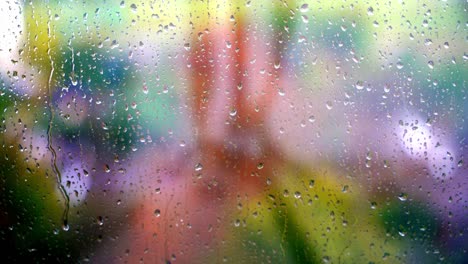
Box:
[0,1,466,263]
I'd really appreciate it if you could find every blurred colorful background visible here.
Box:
[0,0,466,263]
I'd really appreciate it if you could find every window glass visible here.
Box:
[0,0,466,263]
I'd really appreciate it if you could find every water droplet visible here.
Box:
[301,15,309,23]
[142,85,149,94]
[278,88,285,96]
[342,185,349,193]
[370,201,377,209]
[294,191,302,199]
[308,115,316,123]
[154,209,161,217]
[97,216,104,225]
[398,193,408,201]
[130,3,137,13]
[443,42,449,49]
[300,4,309,12]
[427,60,434,69]
[367,7,374,16]
[62,222,69,231]
[325,101,333,110]
[424,39,432,46]
[422,19,428,27]
[383,84,390,93]
[396,61,404,69]
[309,180,315,188]
[257,162,264,170]
[194,163,203,172]
[229,108,237,117]
[183,43,190,51]
[355,81,364,90]
[274,61,281,69]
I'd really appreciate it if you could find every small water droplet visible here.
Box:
[398,193,408,201]
[383,84,390,93]
[229,108,237,117]
[294,191,302,199]
[325,101,333,110]
[278,88,285,96]
[300,4,309,12]
[422,19,428,27]
[257,162,264,170]
[427,60,434,69]
[396,61,404,69]
[274,61,281,69]
[142,85,149,94]
[130,3,137,13]
[97,216,104,226]
[308,115,316,123]
[194,163,203,172]
[342,185,349,193]
[367,7,374,16]
[154,209,161,217]
[355,81,364,90]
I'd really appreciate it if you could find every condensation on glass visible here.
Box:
[0,1,466,263]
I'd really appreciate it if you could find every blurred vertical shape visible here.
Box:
[187,1,287,196]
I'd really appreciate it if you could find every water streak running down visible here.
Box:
[46,14,70,231]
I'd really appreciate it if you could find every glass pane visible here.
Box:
[1,0,466,263]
